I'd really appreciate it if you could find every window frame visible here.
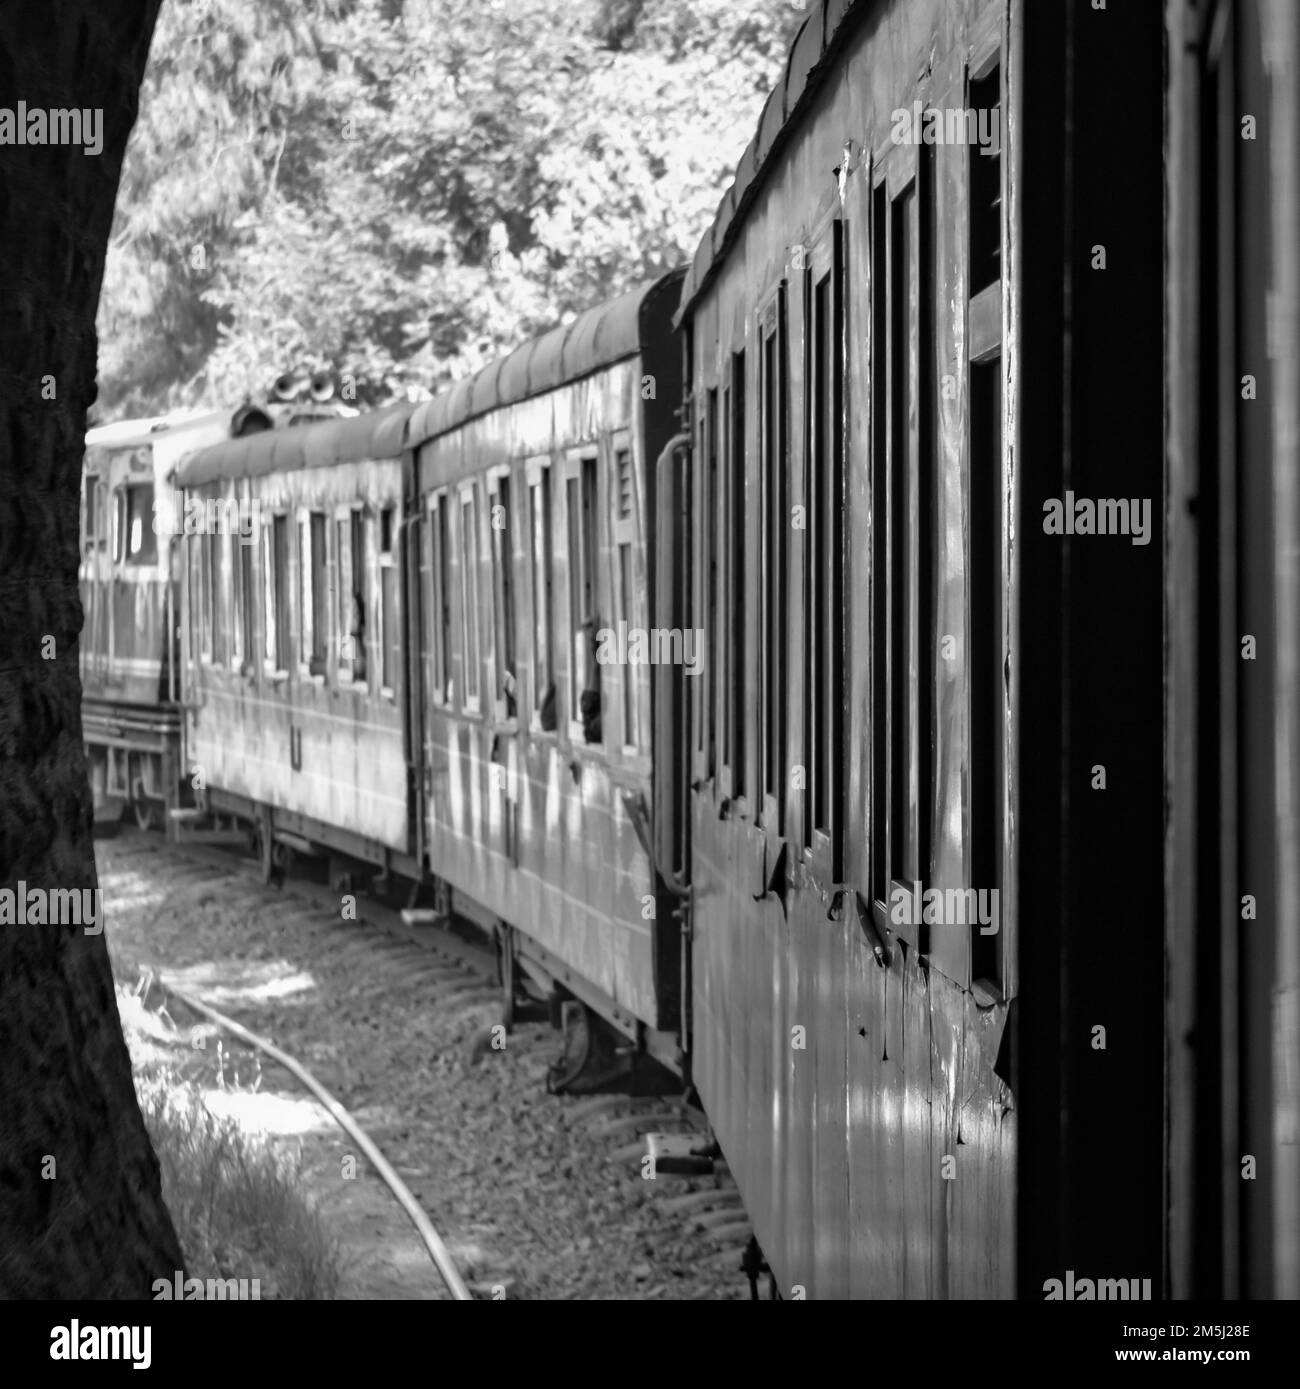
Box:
[758,279,790,839]
[378,504,399,702]
[486,466,518,725]
[871,138,933,951]
[562,448,600,749]
[722,349,747,808]
[424,490,452,707]
[609,430,640,757]
[457,480,483,716]
[525,458,555,735]
[804,214,847,881]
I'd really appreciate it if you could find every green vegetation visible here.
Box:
[97,0,805,417]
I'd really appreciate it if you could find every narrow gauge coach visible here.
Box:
[670,0,1171,1298]
[174,273,686,1086]
[80,409,237,831]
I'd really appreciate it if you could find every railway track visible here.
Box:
[99,826,756,1298]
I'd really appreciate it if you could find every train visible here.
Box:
[80,0,1298,1300]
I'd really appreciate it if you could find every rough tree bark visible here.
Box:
[0,0,182,1295]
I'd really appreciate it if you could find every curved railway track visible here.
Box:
[100,826,757,1299]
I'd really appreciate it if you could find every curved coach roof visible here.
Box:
[175,400,415,487]
[406,269,683,449]
[675,0,866,326]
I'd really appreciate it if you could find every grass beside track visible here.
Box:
[121,989,343,1300]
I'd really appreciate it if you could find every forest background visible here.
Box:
[95,0,807,419]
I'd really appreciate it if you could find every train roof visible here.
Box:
[674,0,864,326]
[174,400,415,487]
[405,270,682,449]
[85,408,231,451]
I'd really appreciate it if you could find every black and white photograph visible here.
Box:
[0,0,1296,1359]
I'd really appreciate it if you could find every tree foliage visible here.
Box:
[96,0,806,416]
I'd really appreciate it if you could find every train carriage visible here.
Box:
[175,403,417,881]
[406,272,685,1076]
[80,409,237,830]
[669,0,1178,1299]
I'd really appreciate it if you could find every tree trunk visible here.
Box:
[0,0,182,1296]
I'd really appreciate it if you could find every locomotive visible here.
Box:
[88,0,1298,1300]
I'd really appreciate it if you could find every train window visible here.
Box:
[298,519,312,671]
[351,510,368,685]
[427,495,452,705]
[704,388,719,774]
[969,64,1001,296]
[84,475,102,553]
[760,286,789,829]
[566,455,599,744]
[336,516,353,681]
[871,181,889,909]
[969,358,1003,989]
[198,531,213,663]
[236,537,255,672]
[806,221,846,872]
[209,531,227,666]
[612,445,638,752]
[380,506,398,698]
[489,477,516,721]
[528,468,554,730]
[968,50,1005,989]
[298,511,328,677]
[123,483,156,566]
[725,350,746,799]
[871,162,935,941]
[460,488,481,711]
[263,514,291,675]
